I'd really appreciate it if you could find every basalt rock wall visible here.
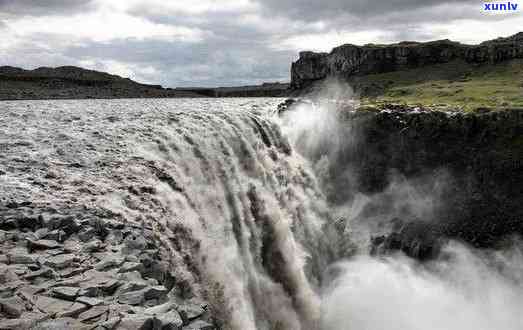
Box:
[350,108,522,258]
[290,32,523,90]
[283,103,523,259]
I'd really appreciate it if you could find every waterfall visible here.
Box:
[133,105,336,329]
[6,97,520,330]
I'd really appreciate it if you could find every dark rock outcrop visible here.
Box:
[290,32,523,90]
[282,102,523,258]
[367,109,521,257]
[352,108,522,257]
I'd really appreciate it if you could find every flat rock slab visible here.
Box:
[7,250,37,265]
[0,311,48,330]
[31,317,91,330]
[0,266,19,282]
[98,317,121,329]
[178,304,205,324]
[0,295,25,317]
[35,228,49,239]
[0,281,25,299]
[116,315,161,330]
[51,286,79,301]
[118,262,142,273]
[44,254,76,269]
[98,279,121,295]
[93,254,125,271]
[82,240,104,253]
[57,302,90,318]
[77,304,108,322]
[17,284,46,298]
[182,320,215,330]
[27,239,62,250]
[23,267,54,280]
[76,296,104,307]
[118,289,146,306]
[32,295,74,315]
[144,285,168,300]
[59,267,88,279]
[157,310,183,330]
[144,301,175,315]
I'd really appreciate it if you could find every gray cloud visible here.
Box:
[0,0,521,87]
[0,0,96,16]
[1,33,81,69]
[63,37,294,87]
[255,0,479,21]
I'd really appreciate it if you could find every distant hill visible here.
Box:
[175,82,290,98]
[0,65,289,100]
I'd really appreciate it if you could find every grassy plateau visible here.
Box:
[353,59,523,112]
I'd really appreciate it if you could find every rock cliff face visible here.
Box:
[343,108,523,258]
[290,32,523,90]
[281,103,523,259]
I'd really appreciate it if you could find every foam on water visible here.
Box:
[0,98,335,329]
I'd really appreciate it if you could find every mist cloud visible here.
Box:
[321,242,523,330]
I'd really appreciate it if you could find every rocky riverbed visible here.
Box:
[0,208,213,330]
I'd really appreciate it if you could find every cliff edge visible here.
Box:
[291,32,523,90]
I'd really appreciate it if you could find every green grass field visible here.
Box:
[353,59,523,112]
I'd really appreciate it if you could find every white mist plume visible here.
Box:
[279,78,357,160]
[278,79,523,330]
[279,79,449,233]
[321,241,523,330]
[279,78,361,203]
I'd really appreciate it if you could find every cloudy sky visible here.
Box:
[1,0,521,87]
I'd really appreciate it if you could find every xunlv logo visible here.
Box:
[484,2,519,11]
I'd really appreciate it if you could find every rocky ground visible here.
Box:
[0,206,214,330]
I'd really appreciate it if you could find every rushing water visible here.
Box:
[0,98,336,329]
[1,97,522,330]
